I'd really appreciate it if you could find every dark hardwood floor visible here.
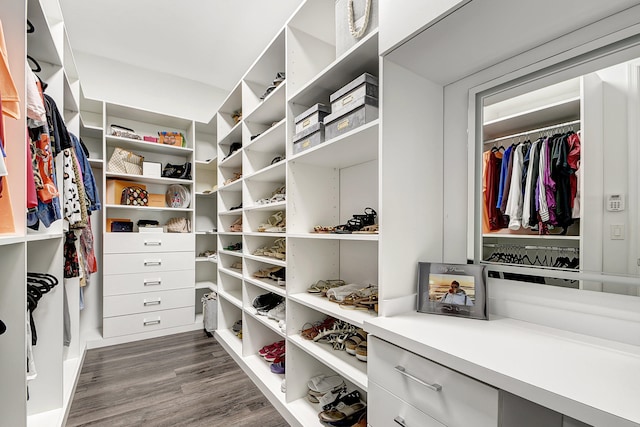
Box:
[66,330,289,427]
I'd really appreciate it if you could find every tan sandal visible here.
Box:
[229,217,242,232]
[353,224,378,234]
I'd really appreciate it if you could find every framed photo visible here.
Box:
[417,262,488,320]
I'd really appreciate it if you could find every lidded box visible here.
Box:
[329,73,378,115]
[294,103,331,134]
[292,122,325,154]
[324,95,378,141]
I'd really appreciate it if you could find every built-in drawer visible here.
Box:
[104,233,195,254]
[368,381,445,427]
[369,336,499,427]
[103,270,195,296]
[104,252,194,275]
[103,288,194,317]
[102,306,194,338]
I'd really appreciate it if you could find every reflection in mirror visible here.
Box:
[479,56,640,296]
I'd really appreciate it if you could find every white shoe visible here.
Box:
[278,320,286,333]
[268,302,286,321]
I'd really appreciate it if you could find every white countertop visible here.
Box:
[365,312,640,427]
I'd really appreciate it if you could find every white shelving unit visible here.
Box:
[208,3,380,426]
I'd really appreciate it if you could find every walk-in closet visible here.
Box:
[2,1,640,426]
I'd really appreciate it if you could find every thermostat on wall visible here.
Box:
[606,194,625,212]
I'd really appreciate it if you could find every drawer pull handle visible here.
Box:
[395,365,442,392]
[144,280,162,286]
[394,416,407,427]
[144,240,162,246]
[143,319,161,326]
[144,299,161,306]
[144,260,162,266]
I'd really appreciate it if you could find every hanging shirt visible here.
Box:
[496,145,513,209]
[482,151,491,233]
[500,145,515,214]
[505,144,525,230]
[522,140,539,228]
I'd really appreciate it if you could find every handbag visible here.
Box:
[161,162,192,180]
[165,184,191,208]
[166,217,191,233]
[110,124,142,140]
[120,186,149,206]
[108,147,144,175]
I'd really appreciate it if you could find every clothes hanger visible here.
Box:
[27,19,35,34]
[27,55,41,73]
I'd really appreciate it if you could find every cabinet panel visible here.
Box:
[368,381,446,427]
[103,288,194,317]
[369,337,498,427]
[104,233,195,253]
[103,269,195,296]
[102,307,194,338]
[103,252,194,274]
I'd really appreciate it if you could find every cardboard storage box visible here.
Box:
[292,122,325,155]
[106,179,147,205]
[294,103,331,134]
[148,193,166,207]
[329,73,378,115]
[158,132,184,147]
[324,95,378,141]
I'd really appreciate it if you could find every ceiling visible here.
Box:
[60,0,304,93]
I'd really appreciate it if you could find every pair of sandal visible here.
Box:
[224,242,241,251]
[333,208,377,234]
[229,217,242,232]
[307,374,346,405]
[318,390,367,425]
[255,185,286,205]
[307,279,346,296]
[257,210,286,232]
[223,172,242,185]
[345,329,368,362]
[229,261,242,270]
[253,266,285,284]
[253,238,286,260]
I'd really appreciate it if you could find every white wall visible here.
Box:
[75,52,228,122]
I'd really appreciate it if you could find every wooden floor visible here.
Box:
[66,330,289,427]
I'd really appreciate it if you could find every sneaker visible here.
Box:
[270,361,285,374]
[267,302,286,321]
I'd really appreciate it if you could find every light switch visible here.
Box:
[610,224,624,240]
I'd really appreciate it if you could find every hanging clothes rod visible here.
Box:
[483,119,581,144]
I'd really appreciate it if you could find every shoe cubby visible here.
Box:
[244,208,286,234]
[244,119,286,176]
[218,211,243,233]
[242,313,285,359]
[217,271,243,308]
[194,160,217,194]
[216,297,243,355]
[216,82,243,144]
[285,344,367,423]
[194,194,217,233]
[245,258,286,291]
[244,234,287,262]
[244,283,285,336]
[218,233,243,254]
[195,116,217,163]
[243,172,286,209]
[195,258,217,292]
[242,29,286,119]
[217,184,243,213]
[287,300,368,391]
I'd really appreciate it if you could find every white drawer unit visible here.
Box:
[103,288,195,317]
[103,251,194,274]
[103,270,195,296]
[103,307,195,338]
[368,382,446,427]
[104,233,195,254]
[369,336,499,427]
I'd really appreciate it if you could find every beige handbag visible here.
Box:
[108,147,144,175]
[166,217,191,233]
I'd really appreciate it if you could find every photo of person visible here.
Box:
[428,274,475,306]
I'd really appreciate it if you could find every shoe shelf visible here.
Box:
[219,249,242,259]
[288,233,378,241]
[289,292,376,330]
[217,81,243,143]
[195,257,217,263]
[244,276,286,297]
[243,160,285,182]
[105,172,194,186]
[218,120,242,150]
[217,176,243,193]
[0,235,26,246]
[288,120,379,169]
[243,354,287,404]
[219,264,244,279]
[104,204,193,212]
[287,30,379,107]
[288,334,368,391]
[218,147,243,169]
[194,191,217,197]
[244,253,286,267]
[244,118,286,153]
[194,231,218,235]
[244,309,285,339]
[287,398,326,427]
[244,82,287,126]
[218,210,243,217]
[218,287,243,309]
[244,200,287,213]
[215,327,243,358]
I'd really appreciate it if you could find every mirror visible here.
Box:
[478,53,640,297]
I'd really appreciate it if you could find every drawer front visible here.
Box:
[104,233,195,254]
[369,382,445,427]
[369,336,499,427]
[103,307,194,338]
[103,270,195,296]
[104,252,194,274]
[103,288,194,317]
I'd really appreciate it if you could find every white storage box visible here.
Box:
[143,161,162,177]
